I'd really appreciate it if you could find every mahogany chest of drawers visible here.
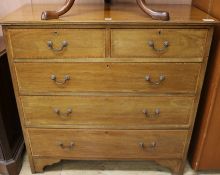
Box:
[189,0,220,170]
[0,2,217,175]
[0,37,24,175]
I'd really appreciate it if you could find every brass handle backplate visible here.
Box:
[53,108,72,119]
[51,74,70,85]
[143,108,160,118]
[145,74,165,85]
[148,40,169,52]
[47,40,68,52]
[59,142,75,150]
[139,142,157,150]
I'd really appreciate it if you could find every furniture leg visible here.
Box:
[41,0,169,21]
[33,157,61,173]
[136,0,170,21]
[41,0,76,20]
[155,159,184,175]
[105,0,112,3]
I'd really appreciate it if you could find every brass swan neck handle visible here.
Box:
[41,0,170,21]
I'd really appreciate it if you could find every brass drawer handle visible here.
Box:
[53,108,72,118]
[51,74,70,85]
[143,108,160,118]
[148,40,169,52]
[47,40,68,52]
[145,74,165,85]
[139,142,157,149]
[59,142,75,150]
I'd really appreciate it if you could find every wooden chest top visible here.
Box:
[0,2,218,26]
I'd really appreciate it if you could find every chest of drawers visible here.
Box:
[1,2,217,175]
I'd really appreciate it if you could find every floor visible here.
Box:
[19,153,220,175]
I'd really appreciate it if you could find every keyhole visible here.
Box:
[158,30,162,35]
[106,64,111,68]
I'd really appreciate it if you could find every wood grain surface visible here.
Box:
[0,2,216,174]
[0,3,217,25]
[15,62,201,95]
[189,0,220,170]
[9,29,106,59]
[28,129,188,159]
[21,96,194,128]
[111,29,208,58]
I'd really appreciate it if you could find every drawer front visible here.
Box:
[28,129,188,159]
[9,29,106,59]
[21,96,194,128]
[15,63,201,94]
[111,29,207,59]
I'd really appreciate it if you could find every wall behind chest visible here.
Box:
[0,0,28,36]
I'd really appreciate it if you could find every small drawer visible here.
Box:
[8,29,106,59]
[15,62,201,95]
[28,129,188,159]
[111,29,207,60]
[21,96,194,128]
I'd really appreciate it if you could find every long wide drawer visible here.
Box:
[28,129,188,159]
[8,29,106,59]
[21,96,194,128]
[111,29,207,59]
[15,63,201,94]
